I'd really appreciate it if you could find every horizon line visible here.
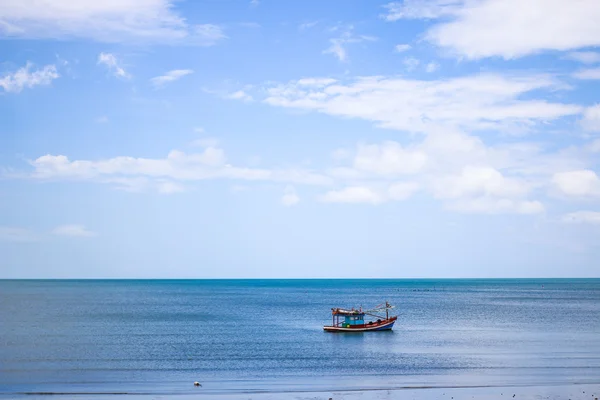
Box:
[1,277,599,281]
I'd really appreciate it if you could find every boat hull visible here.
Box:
[323,317,396,332]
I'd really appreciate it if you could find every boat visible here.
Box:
[323,301,397,332]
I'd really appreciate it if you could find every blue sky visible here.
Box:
[1,0,600,278]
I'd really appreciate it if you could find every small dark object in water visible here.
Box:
[193,381,201,387]
[513,395,516,398]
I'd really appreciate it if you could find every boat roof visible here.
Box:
[331,308,364,316]
[331,302,395,316]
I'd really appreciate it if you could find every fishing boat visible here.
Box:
[323,301,397,332]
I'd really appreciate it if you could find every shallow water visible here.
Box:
[1,279,600,396]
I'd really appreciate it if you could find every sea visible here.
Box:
[1,279,600,397]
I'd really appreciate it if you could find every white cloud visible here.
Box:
[220,71,598,214]
[26,147,332,191]
[193,24,225,45]
[562,211,600,225]
[95,116,109,124]
[323,26,376,62]
[334,136,545,212]
[0,62,59,93]
[31,148,225,179]
[52,224,96,237]
[321,186,384,205]
[353,141,427,176]
[227,90,253,102]
[296,78,337,87]
[388,181,420,200]
[259,73,581,133]
[0,0,225,45]
[319,182,419,205]
[320,181,422,205]
[385,0,600,60]
[324,40,347,62]
[250,0,259,6]
[581,104,600,132]
[321,130,572,213]
[0,227,37,242]
[299,21,319,30]
[566,51,600,64]
[151,69,193,88]
[382,0,461,21]
[281,186,300,206]
[432,166,529,199]
[403,57,420,71]
[394,43,411,52]
[97,53,129,79]
[552,170,600,197]
[194,127,205,133]
[573,68,600,80]
[425,62,440,73]
[12,61,598,217]
[14,127,588,214]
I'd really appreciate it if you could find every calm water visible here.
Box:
[1,279,600,396]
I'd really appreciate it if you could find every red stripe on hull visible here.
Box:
[323,316,397,332]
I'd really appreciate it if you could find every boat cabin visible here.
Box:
[343,313,364,327]
[331,308,367,328]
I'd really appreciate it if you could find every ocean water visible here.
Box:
[1,279,600,396]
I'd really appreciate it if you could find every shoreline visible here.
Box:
[3,381,599,400]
